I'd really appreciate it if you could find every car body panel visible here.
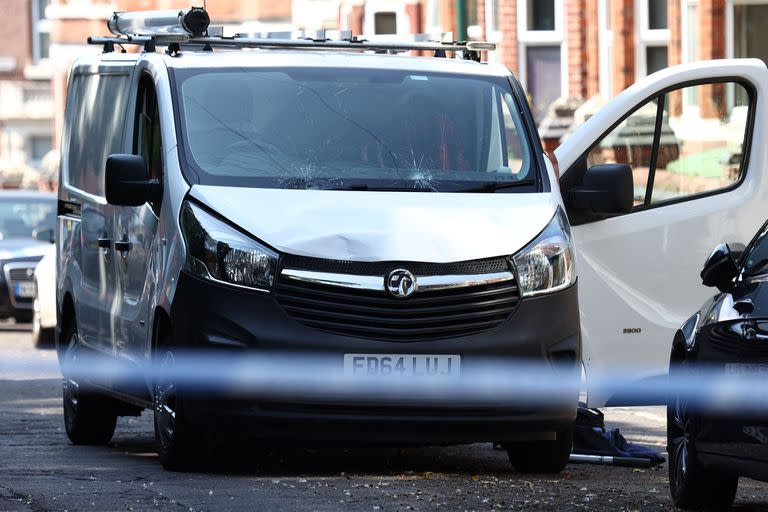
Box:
[671,282,768,481]
[34,245,56,329]
[189,186,562,263]
[555,59,768,407]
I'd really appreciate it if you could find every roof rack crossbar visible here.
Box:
[87,35,495,57]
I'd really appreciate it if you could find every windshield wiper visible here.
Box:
[325,184,437,192]
[457,179,537,193]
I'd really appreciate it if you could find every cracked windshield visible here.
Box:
[176,68,535,192]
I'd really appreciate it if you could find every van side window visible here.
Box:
[66,73,131,196]
[133,76,163,180]
[584,81,751,211]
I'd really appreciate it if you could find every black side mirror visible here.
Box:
[701,243,740,292]
[105,154,162,207]
[32,228,55,244]
[728,242,746,262]
[568,163,634,215]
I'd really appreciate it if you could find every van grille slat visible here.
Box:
[275,257,520,342]
[278,292,519,318]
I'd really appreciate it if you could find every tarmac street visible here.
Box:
[2,324,768,511]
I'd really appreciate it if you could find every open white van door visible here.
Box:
[555,59,768,407]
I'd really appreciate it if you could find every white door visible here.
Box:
[555,59,768,407]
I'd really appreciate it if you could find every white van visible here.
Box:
[56,8,768,471]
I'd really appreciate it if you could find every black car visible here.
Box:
[668,222,768,510]
[0,191,57,323]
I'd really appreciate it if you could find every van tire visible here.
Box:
[505,429,573,474]
[61,321,117,445]
[153,340,204,471]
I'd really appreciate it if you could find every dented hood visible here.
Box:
[189,186,559,263]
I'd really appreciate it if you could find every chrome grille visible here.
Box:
[4,262,37,308]
[275,257,520,342]
[9,267,34,282]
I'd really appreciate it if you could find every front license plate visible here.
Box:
[344,354,461,379]
[13,282,36,299]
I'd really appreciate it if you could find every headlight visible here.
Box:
[181,201,277,292]
[512,208,575,297]
[680,312,700,350]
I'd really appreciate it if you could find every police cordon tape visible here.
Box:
[2,351,767,414]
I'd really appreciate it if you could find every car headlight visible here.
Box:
[680,312,700,350]
[181,201,277,292]
[512,208,575,297]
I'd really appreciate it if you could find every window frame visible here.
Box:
[425,0,443,35]
[598,0,614,98]
[31,0,51,64]
[680,0,700,109]
[62,69,133,200]
[132,72,163,181]
[635,0,671,79]
[363,0,408,36]
[484,0,502,42]
[563,77,756,225]
[516,0,567,117]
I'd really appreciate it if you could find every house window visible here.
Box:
[31,0,51,63]
[528,0,555,31]
[517,0,565,122]
[646,46,668,75]
[29,135,52,162]
[526,46,562,121]
[636,0,670,77]
[374,12,397,34]
[648,0,668,30]
[485,0,501,40]
[682,1,699,106]
[425,0,442,33]
[732,3,768,106]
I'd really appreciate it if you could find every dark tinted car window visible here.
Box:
[742,223,768,276]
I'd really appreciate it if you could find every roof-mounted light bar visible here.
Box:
[90,7,495,60]
[108,7,210,39]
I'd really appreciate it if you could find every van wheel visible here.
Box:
[61,322,117,445]
[668,367,738,510]
[505,429,573,474]
[153,345,203,471]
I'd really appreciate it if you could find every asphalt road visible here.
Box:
[2,324,768,511]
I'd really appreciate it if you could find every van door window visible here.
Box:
[66,73,131,196]
[650,83,749,204]
[582,80,752,212]
[586,97,662,207]
[133,75,163,181]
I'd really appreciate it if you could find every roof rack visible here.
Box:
[88,8,496,61]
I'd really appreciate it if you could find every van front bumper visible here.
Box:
[169,271,581,443]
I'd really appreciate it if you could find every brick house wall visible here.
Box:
[0,0,33,81]
[566,0,588,99]
[12,0,751,162]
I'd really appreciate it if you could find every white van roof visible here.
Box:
[74,49,511,79]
